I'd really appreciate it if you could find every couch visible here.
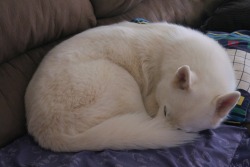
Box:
[1,0,250,166]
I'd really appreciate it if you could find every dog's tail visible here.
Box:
[38,112,198,152]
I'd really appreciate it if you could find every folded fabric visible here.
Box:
[207,31,250,126]
[131,18,150,24]
[224,89,249,125]
[207,31,250,52]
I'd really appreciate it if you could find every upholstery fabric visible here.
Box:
[97,0,222,27]
[0,0,96,147]
[91,0,143,18]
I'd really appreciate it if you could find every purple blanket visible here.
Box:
[0,125,249,167]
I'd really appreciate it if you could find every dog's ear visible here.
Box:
[214,91,241,119]
[173,65,196,90]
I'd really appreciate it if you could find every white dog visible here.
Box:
[25,22,240,152]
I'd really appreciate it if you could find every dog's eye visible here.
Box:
[164,106,167,117]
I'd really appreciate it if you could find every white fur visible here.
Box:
[25,22,240,152]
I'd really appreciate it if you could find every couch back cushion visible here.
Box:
[96,0,223,28]
[91,0,143,18]
[0,0,96,147]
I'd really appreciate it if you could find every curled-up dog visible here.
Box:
[25,22,240,152]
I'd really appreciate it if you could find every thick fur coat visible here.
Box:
[25,22,240,152]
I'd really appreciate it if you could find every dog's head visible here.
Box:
[156,65,240,132]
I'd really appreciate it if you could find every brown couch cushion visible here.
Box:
[97,0,222,28]
[0,0,96,147]
[0,43,58,148]
[91,0,143,18]
[0,0,96,63]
